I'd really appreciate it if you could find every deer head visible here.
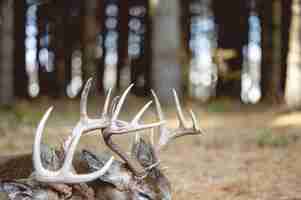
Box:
[0,79,203,200]
[79,80,203,200]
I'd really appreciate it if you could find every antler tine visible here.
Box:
[190,109,205,135]
[60,120,113,178]
[150,128,155,146]
[33,79,115,183]
[151,89,165,121]
[33,107,54,177]
[130,101,164,131]
[131,101,152,124]
[33,106,114,183]
[80,78,93,120]
[135,132,141,143]
[101,85,165,177]
[108,86,163,134]
[151,89,170,148]
[189,110,198,130]
[102,88,112,117]
[173,89,203,133]
[152,90,204,152]
[109,95,120,117]
[112,84,134,121]
[172,89,187,128]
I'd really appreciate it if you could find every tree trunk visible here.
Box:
[14,0,27,98]
[151,0,182,105]
[117,0,128,90]
[260,0,283,103]
[285,0,301,109]
[0,0,14,106]
[128,0,150,96]
[281,0,292,91]
[37,5,57,97]
[213,0,249,98]
[54,1,69,97]
[82,0,98,84]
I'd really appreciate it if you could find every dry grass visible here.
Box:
[1,95,301,200]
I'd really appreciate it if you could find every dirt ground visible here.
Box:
[0,95,301,200]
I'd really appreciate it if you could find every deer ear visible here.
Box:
[131,138,158,168]
[0,181,33,200]
[81,150,131,190]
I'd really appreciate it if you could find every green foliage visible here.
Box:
[13,108,43,125]
[207,101,227,113]
[256,129,291,148]
[0,105,43,126]
[0,107,19,127]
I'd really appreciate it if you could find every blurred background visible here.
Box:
[1,0,301,199]
[0,0,298,105]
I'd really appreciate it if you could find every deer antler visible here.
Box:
[151,89,204,152]
[33,78,114,183]
[101,84,165,177]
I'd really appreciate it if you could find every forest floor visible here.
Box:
[0,94,301,200]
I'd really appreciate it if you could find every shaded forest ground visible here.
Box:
[0,95,301,200]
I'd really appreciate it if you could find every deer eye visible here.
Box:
[138,192,152,200]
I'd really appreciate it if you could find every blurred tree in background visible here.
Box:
[259,0,283,103]
[152,0,182,104]
[0,0,14,106]
[0,0,300,109]
[285,0,301,109]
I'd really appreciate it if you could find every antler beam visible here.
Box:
[101,84,164,177]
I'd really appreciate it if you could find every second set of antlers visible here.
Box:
[33,78,203,184]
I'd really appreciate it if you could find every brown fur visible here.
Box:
[0,154,33,180]
[0,153,89,180]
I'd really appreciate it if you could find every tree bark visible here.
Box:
[14,0,27,98]
[151,0,182,105]
[285,0,301,109]
[260,0,283,103]
[54,1,69,97]
[129,0,150,96]
[213,0,249,97]
[281,0,292,91]
[116,0,128,90]
[82,0,98,85]
[0,0,14,106]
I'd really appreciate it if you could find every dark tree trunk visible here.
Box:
[129,0,150,96]
[82,0,98,89]
[53,1,70,97]
[143,8,152,94]
[0,0,14,106]
[14,0,27,98]
[96,0,105,92]
[65,0,82,97]
[37,5,57,97]
[213,0,249,98]
[259,0,284,103]
[116,0,128,90]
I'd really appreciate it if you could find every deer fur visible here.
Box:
[0,140,171,200]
